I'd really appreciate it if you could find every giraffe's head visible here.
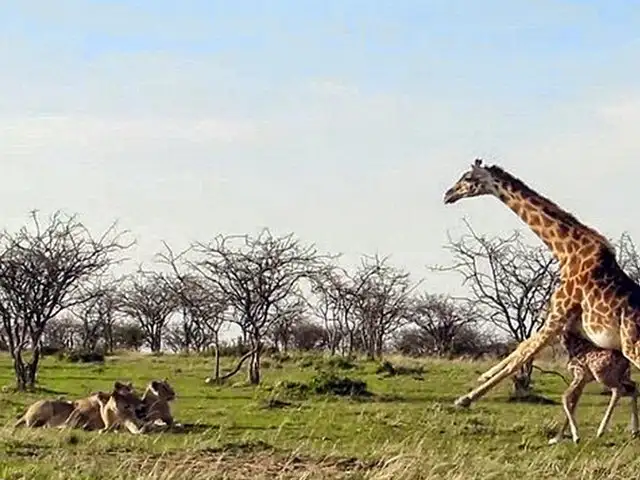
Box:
[443,158,497,205]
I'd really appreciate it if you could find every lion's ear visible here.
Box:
[96,392,110,406]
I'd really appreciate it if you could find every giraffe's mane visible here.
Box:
[485,164,613,248]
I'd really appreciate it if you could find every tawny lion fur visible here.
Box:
[62,381,135,431]
[138,379,176,432]
[14,399,75,428]
[97,388,144,434]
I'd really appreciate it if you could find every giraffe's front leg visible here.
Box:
[477,347,523,384]
[454,298,576,408]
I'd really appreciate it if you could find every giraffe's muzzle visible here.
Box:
[443,188,461,204]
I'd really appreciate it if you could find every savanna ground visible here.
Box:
[0,351,638,480]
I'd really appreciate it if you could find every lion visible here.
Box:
[138,379,177,432]
[14,398,75,428]
[97,387,144,434]
[62,380,136,431]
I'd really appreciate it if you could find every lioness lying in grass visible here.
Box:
[138,379,177,432]
[14,399,75,428]
[62,381,137,431]
[97,386,145,434]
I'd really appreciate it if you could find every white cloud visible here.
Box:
[307,79,361,98]
[0,115,264,153]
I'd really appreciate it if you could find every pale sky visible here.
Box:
[2,1,640,295]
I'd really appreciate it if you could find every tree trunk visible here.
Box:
[104,323,112,354]
[26,345,41,390]
[213,332,220,380]
[13,352,28,391]
[511,359,534,398]
[151,333,162,353]
[329,339,336,356]
[365,330,377,360]
[184,323,192,354]
[366,345,375,361]
[83,331,98,352]
[209,348,255,384]
[248,352,260,384]
[374,335,384,360]
[247,337,262,385]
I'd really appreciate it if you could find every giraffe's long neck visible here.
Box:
[487,166,612,262]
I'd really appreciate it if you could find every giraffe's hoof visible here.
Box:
[631,430,639,438]
[572,437,580,444]
[548,438,561,446]
[454,396,472,408]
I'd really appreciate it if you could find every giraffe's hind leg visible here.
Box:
[629,384,639,436]
[614,310,640,438]
[454,295,577,407]
[454,322,564,407]
[596,387,621,438]
[478,307,581,384]
[619,375,639,436]
[620,310,640,380]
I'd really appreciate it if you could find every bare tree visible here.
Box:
[188,229,329,384]
[307,268,346,355]
[409,293,478,356]
[435,220,559,396]
[308,264,375,356]
[117,270,179,353]
[353,254,419,359]
[163,277,229,380]
[0,210,131,390]
[42,315,81,351]
[158,244,229,379]
[70,280,121,352]
[164,319,205,354]
[268,294,307,354]
[112,321,146,351]
[614,231,640,283]
[290,319,327,351]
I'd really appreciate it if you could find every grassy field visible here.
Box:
[0,351,639,479]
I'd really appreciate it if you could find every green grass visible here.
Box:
[0,351,638,479]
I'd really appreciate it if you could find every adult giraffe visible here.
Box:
[443,158,640,408]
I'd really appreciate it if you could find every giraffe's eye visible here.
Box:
[464,172,479,184]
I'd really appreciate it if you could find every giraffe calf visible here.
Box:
[549,331,639,445]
